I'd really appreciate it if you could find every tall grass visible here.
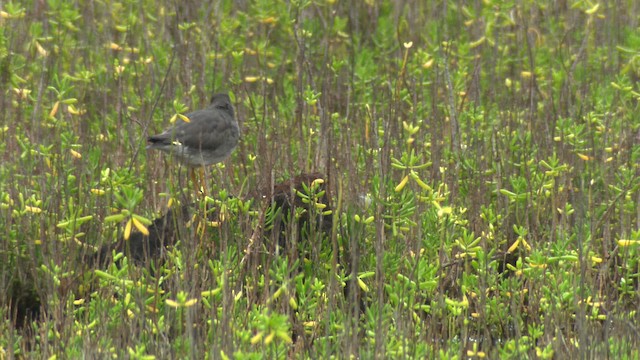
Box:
[1,0,638,358]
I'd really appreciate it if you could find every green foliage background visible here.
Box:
[1,0,639,358]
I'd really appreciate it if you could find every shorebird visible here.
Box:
[147,92,240,196]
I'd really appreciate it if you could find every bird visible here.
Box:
[147,92,240,197]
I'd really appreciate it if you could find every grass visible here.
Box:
[1,0,639,358]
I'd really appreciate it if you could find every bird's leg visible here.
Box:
[196,166,208,243]
[189,167,199,196]
[199,166,207,197]
[189,167,207,242]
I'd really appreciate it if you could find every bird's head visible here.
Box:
[210,93,234,118]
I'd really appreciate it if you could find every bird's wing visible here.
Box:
[150,109,236,151]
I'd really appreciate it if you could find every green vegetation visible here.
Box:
[1,0,639,358]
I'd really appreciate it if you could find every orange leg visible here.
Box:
[192,167,208,243]
[199,167,207,197]
[189,167,208,198]
[189,168,198,196]
[189,167,206,197]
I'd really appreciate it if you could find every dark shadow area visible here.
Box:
[6,277,41,331]
[90,204,193,268]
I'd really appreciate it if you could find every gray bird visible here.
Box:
[147,92,240,194]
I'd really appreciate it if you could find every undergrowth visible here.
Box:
[1,1,639,359]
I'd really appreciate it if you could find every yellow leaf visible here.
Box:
[201,288,221,297]
[260,16,278,25]
[25,205,42,214]
[68,105,86,115]
[165,299,180,308]
[577,153,591,161]
[70,149,82,159]
[422,58,434,69]
[250,332,263,344]
[410,171,432,191]
[178,114,190,123]
[13,88,31,100]
[529,262,547,269]
[264,331,275,345]
[504,78,513,88]
[617,239,639,247]
[124,218,132,240]
[132,217,149,235]
[469,36,486,48]
[507,239,520,253]
[314,203,326,210]
[276,330,292,343]
[36,41,48,57]
[357,277,369,292]
[183,298,198,307]
[50,101,60,118]
[437,206,452,217]
[585,3,600,15]
[395,175,409,192]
